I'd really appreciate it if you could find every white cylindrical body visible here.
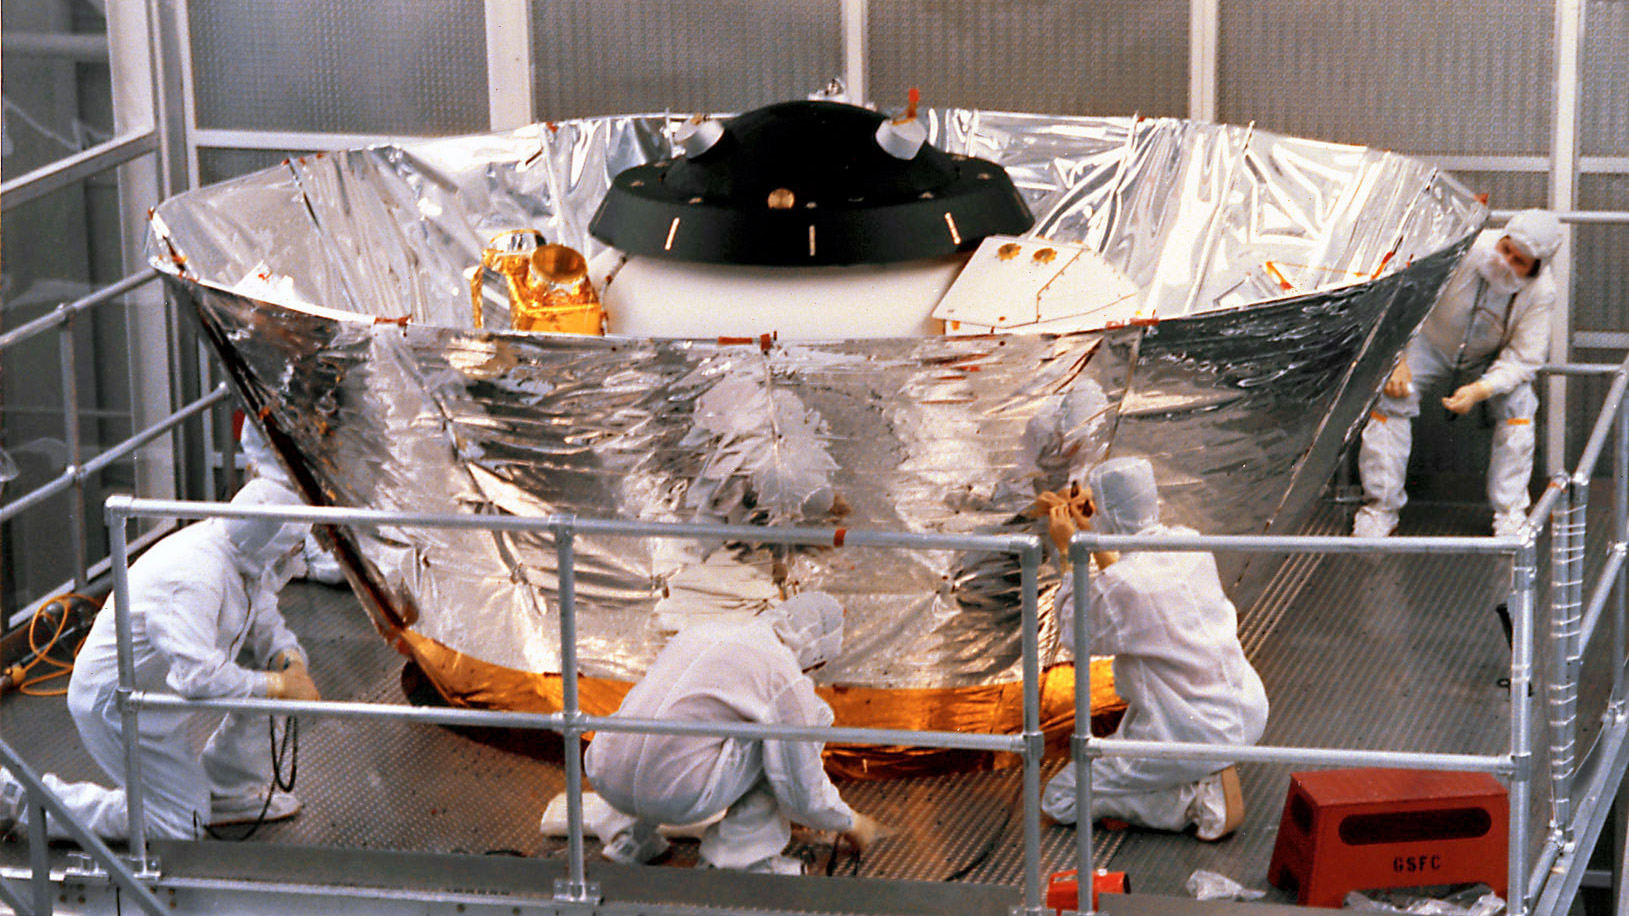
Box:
[593,251,967,339]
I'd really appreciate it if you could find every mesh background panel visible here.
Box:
[1583,0,1629,157]
[868,0,1188,117]
[1575,174,1629,335]
[1565,175,1627,473]
[529,0,842,119]
[1218,0,1553,156]
[1447,169,1550,210]
[189,0,488,135]
[198,148,305,187]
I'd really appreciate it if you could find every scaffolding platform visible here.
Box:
[2,493,1620,915]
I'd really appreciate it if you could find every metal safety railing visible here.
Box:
[1522,358,1629,915]
[96,504,1053,908]
[0,130,158,213]
[0,266,229,622]
[0,740,166,916]
[13,478,1581,916]
[1061,529,1537,916]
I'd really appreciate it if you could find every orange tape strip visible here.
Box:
[1264,260,1294,291]
[1371,250,1396,279]
[833,527,847,547]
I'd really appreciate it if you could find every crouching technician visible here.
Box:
[584,592,880,874]
[1037,456,1268,841]
[1,478,321,841]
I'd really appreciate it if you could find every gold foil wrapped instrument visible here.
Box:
[471,230,604,335]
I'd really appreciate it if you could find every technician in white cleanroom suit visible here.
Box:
[1037,457,1267,841]
[1353,209,1563,538]
[240,420,345,585]
[0,479,321,841]
[583,592,880,874]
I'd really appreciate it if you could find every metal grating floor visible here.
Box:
[2,492,1613,910]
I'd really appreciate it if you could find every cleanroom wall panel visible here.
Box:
[1569,175,1629,471]
[0,0,115,177]
[868,0,1188,117]
[197,147,307,186]
[1583,0,1629,157]
[188,0,488,135]
[528,0,842,120]
[1575,177,1629,345]
[1217,0,1553,157]
[1573,4,1629,476]
[1442,170,1550,211]
[1575,175,1629,339]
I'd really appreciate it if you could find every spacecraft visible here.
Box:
[147,100,1484,775]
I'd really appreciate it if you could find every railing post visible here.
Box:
[1614,375,1627,711]
[1071,538,1096,916]
[59,309,88,590]
[105,497,153,873]
[551,517,600,906]
[1509,534,1539,916]
[28,786,52,916]
[1548,475,1584,850]
[1016,538,1047,916]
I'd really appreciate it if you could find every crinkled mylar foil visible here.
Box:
[149,110,1482,773]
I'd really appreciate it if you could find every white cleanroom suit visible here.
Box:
[240,420,344,585]
[1354,210,1562,537]
[1041,458,1268,840]
[583,592,868,874]
[0,479,318,841]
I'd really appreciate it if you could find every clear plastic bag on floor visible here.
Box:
[1187,869,1267,901]
[1343,884,1505,915]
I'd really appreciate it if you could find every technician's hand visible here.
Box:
[1383,361,1413,399]
[268,663,321,702]
[268,649,302,671]
[841,812,882,854]
[1442,380,1492,415]
[1034,488,1091,555]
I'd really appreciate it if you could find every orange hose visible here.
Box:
[11,593,99,697]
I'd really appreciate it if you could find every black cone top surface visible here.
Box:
[589,100,1034,266]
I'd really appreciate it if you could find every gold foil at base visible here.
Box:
[398,629,1125,780]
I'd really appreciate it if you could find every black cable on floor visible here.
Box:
[195,716,298,842]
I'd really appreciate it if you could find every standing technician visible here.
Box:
[1353,209,1562,538]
